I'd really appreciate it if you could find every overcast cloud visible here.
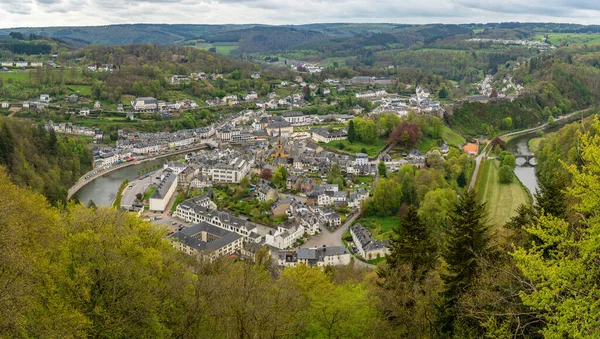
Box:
[1,0,600,28]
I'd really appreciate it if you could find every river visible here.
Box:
[506,133,538,197]
[75,158,168,206]
[506,124,562,197]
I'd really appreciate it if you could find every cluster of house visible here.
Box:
[408,86,442,113]
[349,76,395,86]
[466,38,555,50]
[130,97,199,116]
[45,120,105,141]
[0,61,44,68]
[355,89,387,99]
[86,64,116,72]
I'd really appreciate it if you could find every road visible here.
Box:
[468,107,592,190]
[120,175,154,209]
[301,212,360,248]
[299,212,373,268]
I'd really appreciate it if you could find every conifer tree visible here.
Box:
[386,205,437,274]
[439,189,490,335]
[348,120,357,143]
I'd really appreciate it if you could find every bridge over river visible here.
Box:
[515,154,536,166]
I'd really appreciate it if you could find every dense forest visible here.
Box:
[0,117,92,206]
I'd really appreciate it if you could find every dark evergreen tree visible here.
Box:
[385,205,437,274]
[438,189,490,335]
[348,120,357,143]
[0,122,15,169]
[456,171,467,187]
[534,170,566,218]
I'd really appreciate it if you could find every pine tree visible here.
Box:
[348,120,357,143]
[439,189,490,335]
[386,205,437,274]
[534,170,566,218]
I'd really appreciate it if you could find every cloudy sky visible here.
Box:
[1,0,600,28]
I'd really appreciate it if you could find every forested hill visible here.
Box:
[4,22,600,49]
[0,117,92,206]
[449,47,600,136]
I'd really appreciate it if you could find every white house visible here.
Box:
[149,171,178,212]
[264,222,305,249]
[131,97,158,111]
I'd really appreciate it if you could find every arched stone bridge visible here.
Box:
[515,154,536,166]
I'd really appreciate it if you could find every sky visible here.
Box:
[1,0,600,28]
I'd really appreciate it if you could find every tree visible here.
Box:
[439,189,490,335]
[387,205,437,273]
[418,188,457,235]
[490,137,506,151]
[438,86,449,99]
[499,165,513,184]
[534,169,566,218]
[456,171,467,187]
[378,160,387,178]
[512,118,600,337]
[260,168,272,180]
[369,178,402,216]
[501,154,516,170]
[503,117,513,130]
[240,175,251,189]
[388,121,421,148]
[272,167,288,188]
[348,120,357,143]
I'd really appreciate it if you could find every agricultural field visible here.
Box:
[476,159,531,229]
[0,71,34,82]
[213,44,239,55]
[534,33,600,46]
[66,85,92,96]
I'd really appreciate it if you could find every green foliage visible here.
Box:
[112,179,129,208]
[450,96,543,136]
[378,160,387,178]
[366,177,402,216]
[386,205,437,274]
[272,166,288,188]
[498,165,514,184]
[439,189,490,335]
[348,119,357,143]
[351,117,378,144]
[0,118,92,206]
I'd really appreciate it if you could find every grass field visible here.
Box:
[441,125,466,147]
[356,176,373,184]
[357,216,400,241]
[528,137,543,153]
[0,71,33,82]
[322,138,386,157]
[66,85,92,96]
[477,159,531,229]
[142,186,156,202]
[534,33,600,46]
[213,44,238,55]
